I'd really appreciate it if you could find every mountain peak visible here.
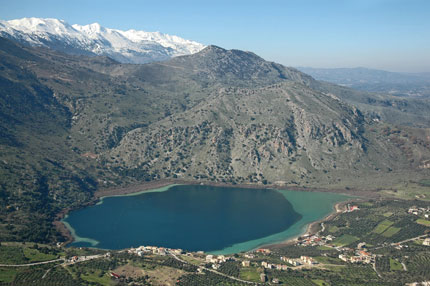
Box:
[0,17,205,63]
[202,45,226,52]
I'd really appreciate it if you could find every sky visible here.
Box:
[1,0,429,72]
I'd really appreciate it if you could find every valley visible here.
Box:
[0,22,429,285]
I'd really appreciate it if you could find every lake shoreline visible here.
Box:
[264,199,359,250]
[56,179,378,249]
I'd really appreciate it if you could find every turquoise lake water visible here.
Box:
[63,185,349,254]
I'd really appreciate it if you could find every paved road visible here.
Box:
[0,258,63,267]
[371,234,428,250]
[62,254,107,266]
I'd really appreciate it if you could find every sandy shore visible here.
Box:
[56,178,377,248]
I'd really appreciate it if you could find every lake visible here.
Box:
[63,184,349,254]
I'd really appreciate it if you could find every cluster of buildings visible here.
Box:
[255,248,271,254]
[338,248,374,264]
[261,261,289,270]
[260,255,319,270]
[297,234,335,247]
[408,207,430,219]
[280,255,318,266]
[205,254,233,264]
[129,245,184,257]
[205,254,234,269]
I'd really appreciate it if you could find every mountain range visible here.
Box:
[0,25,429,243]
[0,17,205,63]
[298,67,430,98]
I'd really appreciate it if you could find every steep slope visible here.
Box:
[0,17,205,63]
[0,38,101,242]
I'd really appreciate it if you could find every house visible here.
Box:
[339,254,348,262]
[110,272,121,279]
[288,259,301,266]
[347,204,359,212]
[206,255,214,262]
[358,250,371,257]
[256,248,271,254]
[272,278,280,284]
[300,256,317,265]
[260,274,267,282]
[242,260,250,267]
[158,248,166,256]
[423,238,430,246]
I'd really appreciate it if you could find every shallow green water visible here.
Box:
[64,185,349,254]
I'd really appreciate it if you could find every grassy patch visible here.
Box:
[382,182,430,201]
[328,225,339,233]
[317,245,333,251]
[179,255,203,265]
[389,258,403,271]
[314,256,344,265]
[416,218,430,226]
[372,220,394,234]
[333,234,359,246]
[383,212,393,217]
[382,226,401,237]
[81,270,113,286]
[23,248,57,262]
[312,279,330,286]
[239,268,261,282]
[419,179,430,187]
[0,268,17,283]
[0,246,27,264]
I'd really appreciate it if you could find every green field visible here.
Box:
[239,268,260,282]
[372,220,394,234]
[382,226,401,237]
[383,212,393,217]
[23,248,57,262]
[389,258,403,271]
[0,268,17,283]
[333,234,359,246]
[312,279,330,286]
[315,256,344,265]
[328,226,339,233]
[81,270,113,286]
[416,219,430,226]
[317,245,333,251]
[419,179,430,187]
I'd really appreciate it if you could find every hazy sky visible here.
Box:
[1,0,429,72]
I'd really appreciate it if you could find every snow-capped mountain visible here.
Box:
[0,17,205,63]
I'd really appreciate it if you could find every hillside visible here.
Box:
[0,36,429,243]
